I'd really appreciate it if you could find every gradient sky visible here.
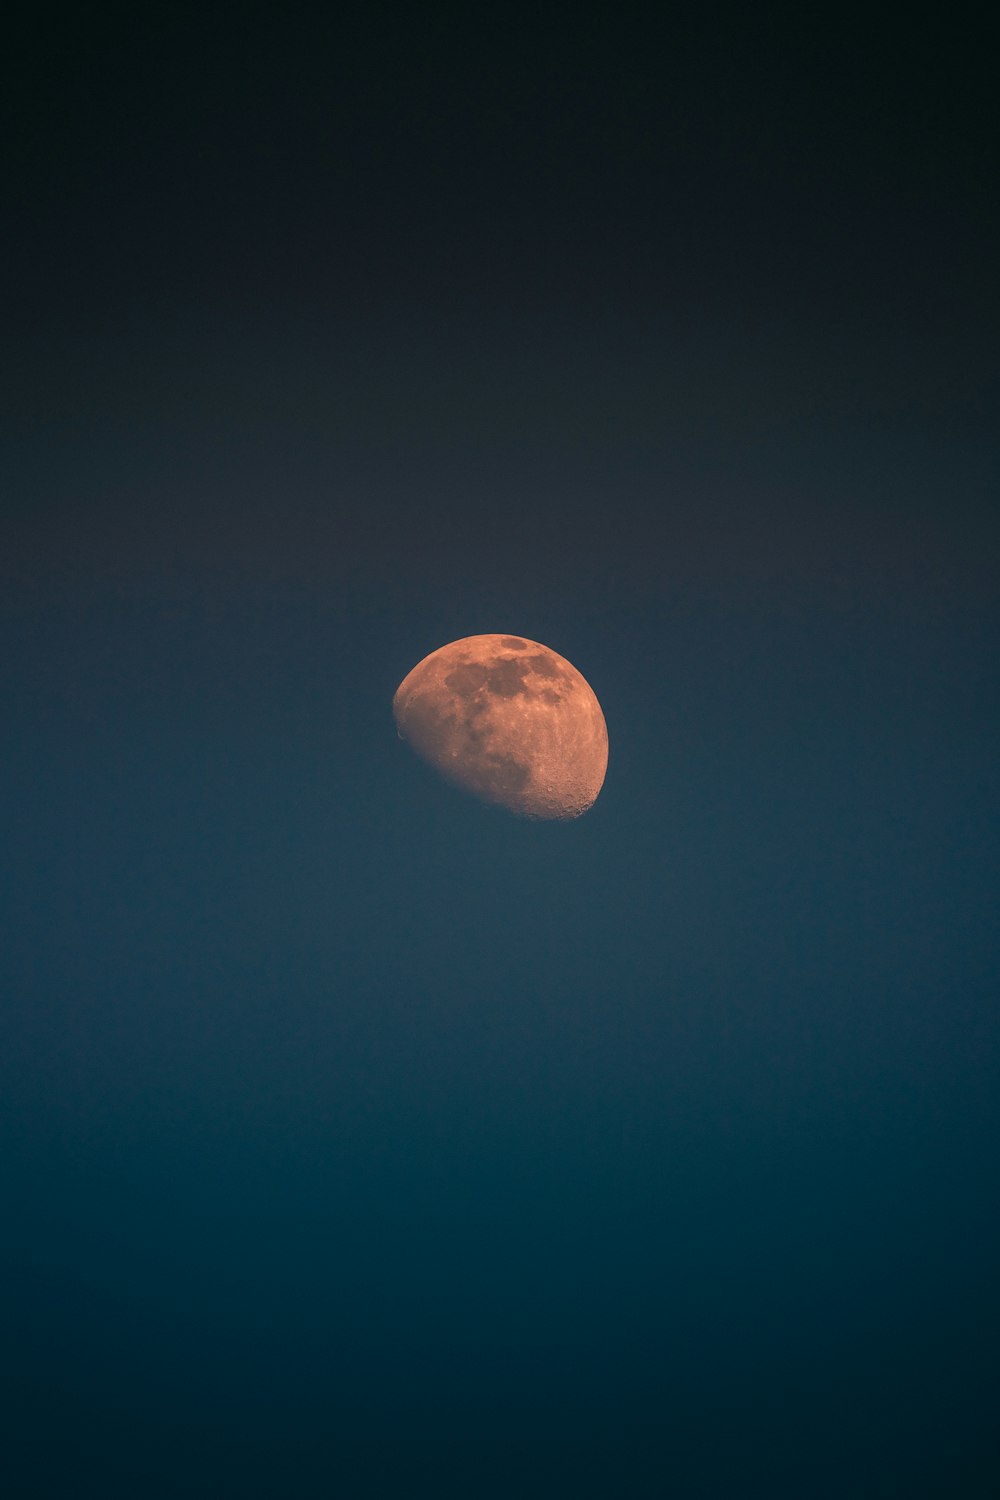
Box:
[3,9,998,1497]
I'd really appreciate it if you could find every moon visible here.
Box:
[393,634,608,820]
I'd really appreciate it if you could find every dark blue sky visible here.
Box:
[3,9,998,1496]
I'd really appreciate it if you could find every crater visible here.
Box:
[500,637,528,650]
[527,653,562,680]
[445,663,490,696]
[481,752,531,795]
[487,658,530,697]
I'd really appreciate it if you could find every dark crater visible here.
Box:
[445,663,490,696]
[527,653,562,680]
[486,658,531,697]
[399,694,456,741]
[481,752,531,795]
[500,637,528,650]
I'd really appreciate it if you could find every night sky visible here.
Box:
[4,9,998,1496]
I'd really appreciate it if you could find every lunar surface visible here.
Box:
[393,634,608,820]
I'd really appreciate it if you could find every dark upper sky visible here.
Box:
[3,9,998,1497]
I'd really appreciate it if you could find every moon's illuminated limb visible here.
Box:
[393,634,608,820]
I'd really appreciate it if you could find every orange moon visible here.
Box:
[393,634,608,820]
